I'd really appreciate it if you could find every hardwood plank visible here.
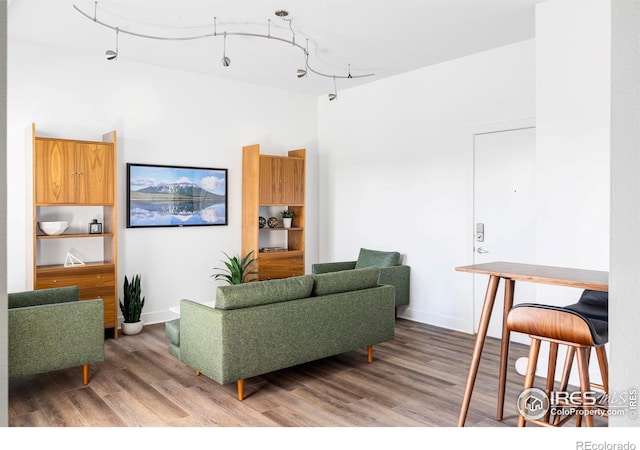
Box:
[7,319,608,427]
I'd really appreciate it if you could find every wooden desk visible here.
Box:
[455,261,608,427]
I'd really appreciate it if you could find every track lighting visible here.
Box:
[221,32,231,67]
[328,76,337,101]
[105,27,118,60]
[75,3,375,82]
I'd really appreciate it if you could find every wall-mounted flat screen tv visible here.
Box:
[126,163,228,228]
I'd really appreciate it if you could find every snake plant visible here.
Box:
[119,274,145,323]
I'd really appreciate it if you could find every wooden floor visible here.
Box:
[8,319,606,427]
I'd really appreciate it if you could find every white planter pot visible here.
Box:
[122,320,144,335]
[282,217,292,228]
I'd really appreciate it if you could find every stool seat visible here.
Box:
[564,289,608,322]
[507,303,608,346]
[507,291,609,427]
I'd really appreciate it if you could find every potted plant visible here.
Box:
[281,209,294,228]
[119,274,145,335]
[212,251,258,284]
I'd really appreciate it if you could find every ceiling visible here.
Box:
[8,0,544,96]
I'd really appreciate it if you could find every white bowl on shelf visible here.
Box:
[38,221,69,236]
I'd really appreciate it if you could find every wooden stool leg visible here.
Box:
[544,343,558,423]
[596,346,609,394]
[367,345,373,363]
[554,346,575,425]
[576,347,594,427]
[519,338,541,427]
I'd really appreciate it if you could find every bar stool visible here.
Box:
[507,290,608,427]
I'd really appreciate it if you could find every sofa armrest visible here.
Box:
[311,261,357,274]
[379,265,410,307]
[8,299,104,378]
[180,300,225,384]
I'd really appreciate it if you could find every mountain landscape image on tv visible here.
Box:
[127,163,228,228]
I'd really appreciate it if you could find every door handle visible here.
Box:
[476,247,489,254]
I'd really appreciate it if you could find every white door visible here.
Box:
[473,126,536,339]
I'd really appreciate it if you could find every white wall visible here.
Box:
[7,40,319,325]
[535,0,610,307]
[610,0,640,427]
[318,40,536,332]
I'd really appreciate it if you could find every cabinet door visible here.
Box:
[259,156,279,204]
[281,157,305,205]
[76,143,115,205]
[259,156,304,205]
[34,139,77,204]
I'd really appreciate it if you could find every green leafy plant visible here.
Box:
[119,274,145,323]
[212,251,258,284]
[281,209,294,218]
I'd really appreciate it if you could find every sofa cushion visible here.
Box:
[354,248,401,269]
[311,267,381,297]
[216,276,314,310]
[165,318,180,345]
[8,286,80,309]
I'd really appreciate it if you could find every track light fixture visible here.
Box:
[221,32,231,67]
[105,27,118,60]
[75,3,374,84]
[328,76,337,101]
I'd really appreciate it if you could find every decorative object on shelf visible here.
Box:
[89,219,103,234]
[260,247,287,253]
[211,251,258,284]
[38,221,69,236]
[64,251,86,268]
[267,217,279,228]
[127,163,228,228]
[259,216,266,228]
[120,274,145,335]
[73,4,374,100]
[281,209,294,228]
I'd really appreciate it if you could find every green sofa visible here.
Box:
[8,286,105,385]
[166,266,395,400]
[312,248,410,315]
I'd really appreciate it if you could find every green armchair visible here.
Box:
[312,248,410,315]
[8,286,105,385]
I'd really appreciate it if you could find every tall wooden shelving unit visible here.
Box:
[32,124,119,337]
[242,144,305,280]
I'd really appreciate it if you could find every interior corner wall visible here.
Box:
[1,0,9,429]
[6,40,319,325]
[317,40,535,331]
[534,0,610,307]
[610,0,640,427]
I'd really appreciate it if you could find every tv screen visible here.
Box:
[126,163,228,228]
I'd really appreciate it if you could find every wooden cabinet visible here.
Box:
[32,124,119,337]
[259,155,305,205]
[35,139,114,205]
[242,144,305,281]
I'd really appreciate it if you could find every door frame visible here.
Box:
[467,117,536,333]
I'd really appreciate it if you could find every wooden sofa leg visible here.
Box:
[367,345,373,363]
[237,379,245,401]
[195,370,201,376]
[82,364,90,385]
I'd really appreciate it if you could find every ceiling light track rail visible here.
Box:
[72,3,374,82]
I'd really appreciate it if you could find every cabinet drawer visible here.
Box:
[80,288,116,329]
[259,255,304,280]
[36,267,115,289]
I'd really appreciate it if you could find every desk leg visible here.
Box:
[458,274,500,427]
[497,278,515,421]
